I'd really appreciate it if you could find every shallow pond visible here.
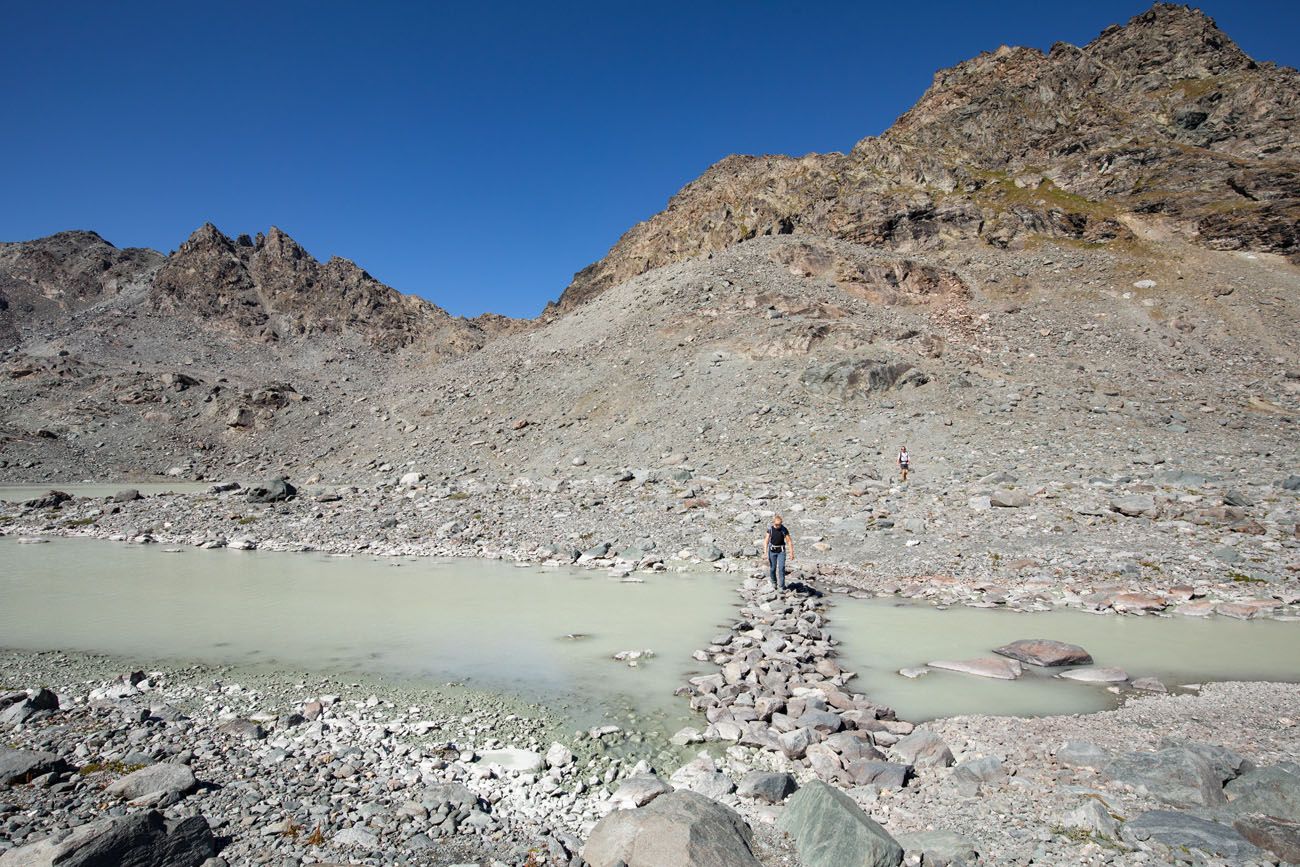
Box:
[835,597,1300,721]
[0,537,736,730]
[0,482,210,502]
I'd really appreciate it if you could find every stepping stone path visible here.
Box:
[680,576,914,784]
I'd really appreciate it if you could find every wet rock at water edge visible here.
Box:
[993,638,1093,667]
[583,790,762,867]
[927,656,1022,680]
[1057,666,1128,683]
[245,477,296,503]
[20,490,72,509]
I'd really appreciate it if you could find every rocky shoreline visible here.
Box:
[2,474,1298,626]
[3,556,1299,864]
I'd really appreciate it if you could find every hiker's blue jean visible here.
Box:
[768,548,786,589]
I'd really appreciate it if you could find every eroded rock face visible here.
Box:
[0,231,163,350]
[555,4,1300,312]
[150,224,501,353]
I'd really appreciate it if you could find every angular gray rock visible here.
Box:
[1159,738,1254,784]
[0,747,66,785]
[892,730,955,769]
[1057,740,1110,769]
[1225,765,1300,821]
[245,477,296,503]
[735,771,797,804]
[1058,799,1121,838]
[609,774,673,809]
[1122,810,1264,860]
[1110,494,1157,517]
[105,762,197,801]
[1105,748,1227,808]
[894,830,978,867]
[583,790,761,867]
[842,760,911,790]
[0,810,214,867]
[989,488,1030,508]
[993,638,1092,667]
[777,780,903,867]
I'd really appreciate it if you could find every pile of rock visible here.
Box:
[681,576,916,787]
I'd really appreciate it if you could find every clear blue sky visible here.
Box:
[4,1,1296,317]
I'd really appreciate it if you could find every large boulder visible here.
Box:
[0,747,66,785]
[20,490,72,509]
[0,689,59,725]
[1160,738,1254,785]
[891,730,954,769]
[1225,765,1300,821]
[736,771,797,804]
[777,780,902,867]
[0,810,214,866]
[245,477,296,503]
[583,790,761,867]
[1122,810,1264,860]
[1105,748,1226,808]
[105,762,197,802]
[993,639,1092,667]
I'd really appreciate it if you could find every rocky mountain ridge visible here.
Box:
[0,223,517,356]
[555,3,1299,311]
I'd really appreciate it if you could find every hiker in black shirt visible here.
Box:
[763,514,793,591]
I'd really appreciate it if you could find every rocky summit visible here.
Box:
[2,4,1299,867]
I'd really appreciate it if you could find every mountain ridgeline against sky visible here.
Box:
[1,2,1298,489]
[1,4,1295,341]
[555,3,1299,311]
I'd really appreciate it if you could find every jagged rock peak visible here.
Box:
[179,222,235,252]
[1086,4,1254,74]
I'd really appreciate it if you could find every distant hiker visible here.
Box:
[898,445,910,482]
[764,514,793,591]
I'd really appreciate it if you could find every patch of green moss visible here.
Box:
[1227,571,1267,584]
